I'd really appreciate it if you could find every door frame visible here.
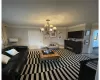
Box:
[88,29,95,53]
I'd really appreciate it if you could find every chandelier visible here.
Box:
[40,19,57,35]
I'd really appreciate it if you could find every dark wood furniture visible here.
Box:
[78,58,98,80]
[40,50,60,60]
[64,40,82,54]
[2,46,28,80]
[68,30,84,38]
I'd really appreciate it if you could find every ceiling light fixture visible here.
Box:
[40,19,57,35]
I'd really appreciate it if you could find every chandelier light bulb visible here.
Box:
[50,25,53,27]
[53,27,57,30]
[49,28,53,31]
[41,28,44,31]
[40,19,57,35]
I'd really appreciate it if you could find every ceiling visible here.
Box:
[2,0,98,27]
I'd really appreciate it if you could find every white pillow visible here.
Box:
[2,54,11,64]
[6,48,19,56]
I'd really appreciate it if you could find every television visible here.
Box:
[68,31,84,39]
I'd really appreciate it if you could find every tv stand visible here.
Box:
[64,40,82,54]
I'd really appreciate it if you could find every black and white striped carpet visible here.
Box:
[19,49,90,80]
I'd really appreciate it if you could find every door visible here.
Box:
[28,30,43,49]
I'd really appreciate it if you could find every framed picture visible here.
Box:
[50,32,56,37]
[85,30,90,36]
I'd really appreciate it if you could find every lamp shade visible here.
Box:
[50,25,53,27]
[41,28,44,31]
[49,28,53,31]
[53,27,57,30]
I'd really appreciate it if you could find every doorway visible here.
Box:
[92,30,98,55]
[87,29,98,58]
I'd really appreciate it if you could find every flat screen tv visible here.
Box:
[68,31,84,38]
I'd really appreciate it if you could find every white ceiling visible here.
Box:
[2,0,98,27]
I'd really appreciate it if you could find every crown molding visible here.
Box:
[67,23,86,29]
[7,25,67,29]
[7,25,40,29]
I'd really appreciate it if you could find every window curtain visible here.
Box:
[2,25,8,47]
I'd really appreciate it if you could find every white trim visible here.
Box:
[7,25,40,29]
[67,23,86,29]
[7,25,67,29]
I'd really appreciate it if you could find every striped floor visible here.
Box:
[19,49,90,80]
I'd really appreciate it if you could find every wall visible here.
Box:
[82,24,92,53]
[43,29,67,46]
[67,24,86,32]
[7,27,29,46]
[7,27,67,48]
[28,29,43,49]
[2,23,8,48]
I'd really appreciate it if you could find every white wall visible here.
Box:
[82,24,92,53]
[7,27,67,48]
[7,27,29,46]
[67,24,86,32]
[43,29,67,46]
[2,23,8,48]
[28,30,43,49]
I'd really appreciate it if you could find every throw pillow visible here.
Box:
[2,54,11,64]
[5,48,19,56]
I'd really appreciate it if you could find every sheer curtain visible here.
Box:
[2,24,8,48]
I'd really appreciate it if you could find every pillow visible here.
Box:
[3,52,13,58]
[2,54,11,64]
[5,48,19,56]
